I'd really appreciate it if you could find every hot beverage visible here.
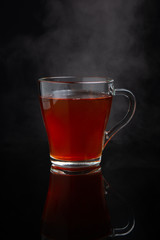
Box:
[40,90,112,161]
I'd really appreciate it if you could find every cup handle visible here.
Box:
[104,88,136,148]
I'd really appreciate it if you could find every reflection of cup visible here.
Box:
[41,167,112,240]
[39,77,136,168]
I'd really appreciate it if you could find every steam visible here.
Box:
[1,0,147,143]
[2,0,147,82]
[34,0,147,80]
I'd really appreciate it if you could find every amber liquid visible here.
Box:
[40,90,112,161]
[41,169,112,240]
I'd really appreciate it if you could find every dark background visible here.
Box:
[1,0,160,239]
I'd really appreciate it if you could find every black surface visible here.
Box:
[1,141,159,240]
[1,0,160,239]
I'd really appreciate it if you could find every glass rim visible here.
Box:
[38,76,114,84]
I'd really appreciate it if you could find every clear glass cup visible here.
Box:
[38,76,136,169]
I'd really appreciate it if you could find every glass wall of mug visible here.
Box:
[38,76,136,168]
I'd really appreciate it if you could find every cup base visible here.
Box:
[50,156,101,169]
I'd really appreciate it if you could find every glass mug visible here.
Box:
[38,76,136,239]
